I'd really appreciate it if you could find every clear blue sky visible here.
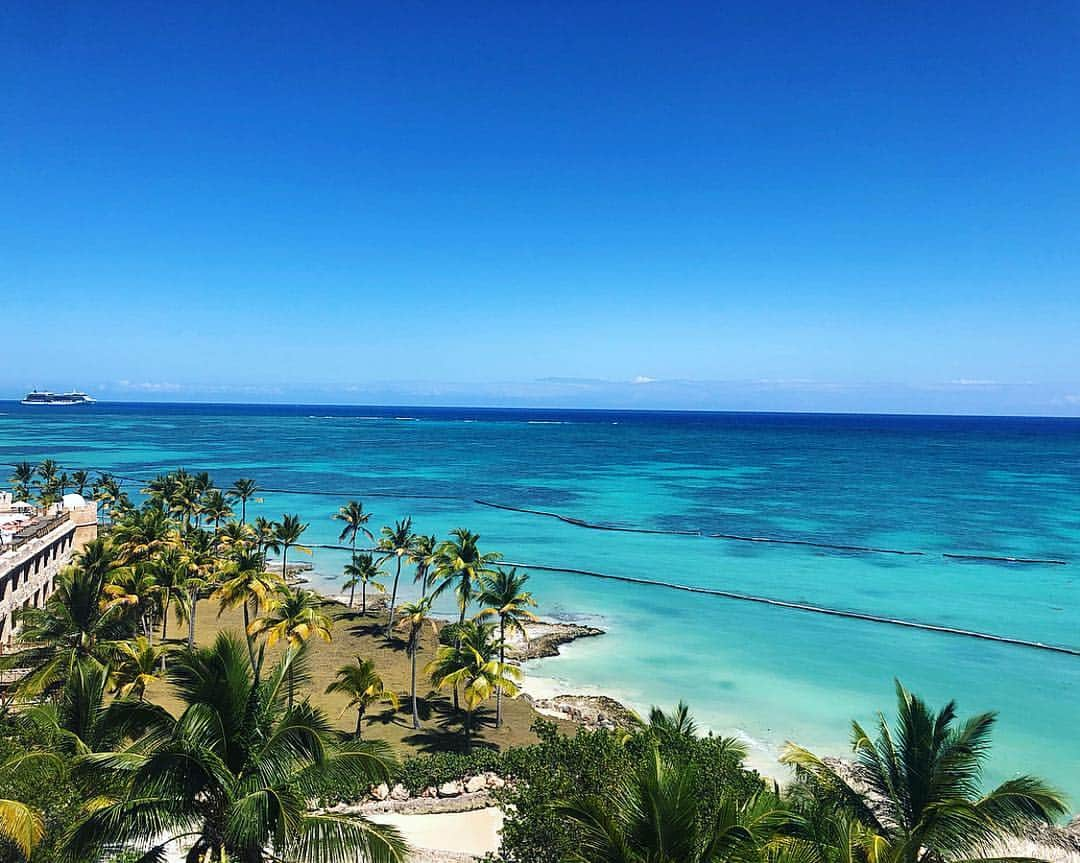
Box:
[3,2,1078,413]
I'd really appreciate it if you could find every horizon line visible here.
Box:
[2,397,1079,422]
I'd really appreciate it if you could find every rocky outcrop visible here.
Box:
[504,620,604,660]
[524,693,638,731]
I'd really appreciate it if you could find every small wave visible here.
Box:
[527,420,568,425]
[394,417,418,421]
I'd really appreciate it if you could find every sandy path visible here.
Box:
[368,807,504,857]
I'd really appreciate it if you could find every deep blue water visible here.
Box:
[2,402,1078,799]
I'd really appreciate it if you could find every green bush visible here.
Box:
[0,718,82,863]
[493,719,762,863]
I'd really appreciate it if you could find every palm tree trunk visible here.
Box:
[187,587,197,649]
[281,546,289,580]
[361,581,366,614]
[496,617,505,728]
[411,641,420,729]
[349,543,357,608]
[161,593,171,670]
[385,557,402,639]
[242,602,255,669]
[465,709,473,753]
[355,706,364,739]
[453,605,466,711]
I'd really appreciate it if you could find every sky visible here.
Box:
[3,2,1079,413]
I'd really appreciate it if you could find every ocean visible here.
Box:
[2,402,1077,799]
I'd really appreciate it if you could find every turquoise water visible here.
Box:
[2,404,1077,800]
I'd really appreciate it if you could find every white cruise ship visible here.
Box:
[20,390,96,405]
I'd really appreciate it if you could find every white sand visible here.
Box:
[368,807,504,857]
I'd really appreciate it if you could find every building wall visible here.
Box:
[0,504,99,645]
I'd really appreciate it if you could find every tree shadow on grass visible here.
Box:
[396,699,499,754]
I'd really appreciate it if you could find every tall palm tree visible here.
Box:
[248,587,333,707]
[63,632,406,863]
[253,514,278,556]
[325,657,400,739]
[274,513,311,580]
[334,500,375,557]
[91,472,125,525]
[342,552,385,612]
[147,545,186,649]
[201,488,233,536]
[780,681,1068,863]
[426,620,520,751]
[213,547,283,669]
[228,477,260,524]
[111,503,175,564]
[555,747,786,863]
[8,461,34,502]
[219,519,256,551]
[170,472,204,528]
[0,540,131,695]
[377,518,417,639]
[70,468,90,496]
[432,528,501,629]
[178,527,218,650]
[34,459,60,504]
[410,533,439,598]
[475,567,536,727]
[104,562,160,641]
[396,598,437,729]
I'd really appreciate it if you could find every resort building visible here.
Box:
[0,493,98,645]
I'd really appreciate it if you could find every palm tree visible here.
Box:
[426,620,521,751]
[219,519,255,551]
[178,527,218,649]
[432,528,501,629]
[8,461,34,502]
[34,459,60,504]
[63,632,406,863]
[334,499,375,557]
[248,587,333,707]
[201,488,233,535]
[110,636,169,699]
[0,795,44,860]
[253,514,277,557]
[91,472,125,525]
[325,657,400,739]
[342,552,385,612]
[70,468,90,496]
[475,567,536,727]
[410,533,439,598]
[22,658,162,755]
[781,681,1068,863]
[555,747,785,863]
[647,700,699,741]
[104,562,160,641]
[111,503,175,564]
[170,472,203,528]
[377,518,417,639]
[147,545,186,649]
[274,513,311,580]
[396,598,437,729]
[213,547,282,669]
[0,540,131,695]
[228,477,260,523]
